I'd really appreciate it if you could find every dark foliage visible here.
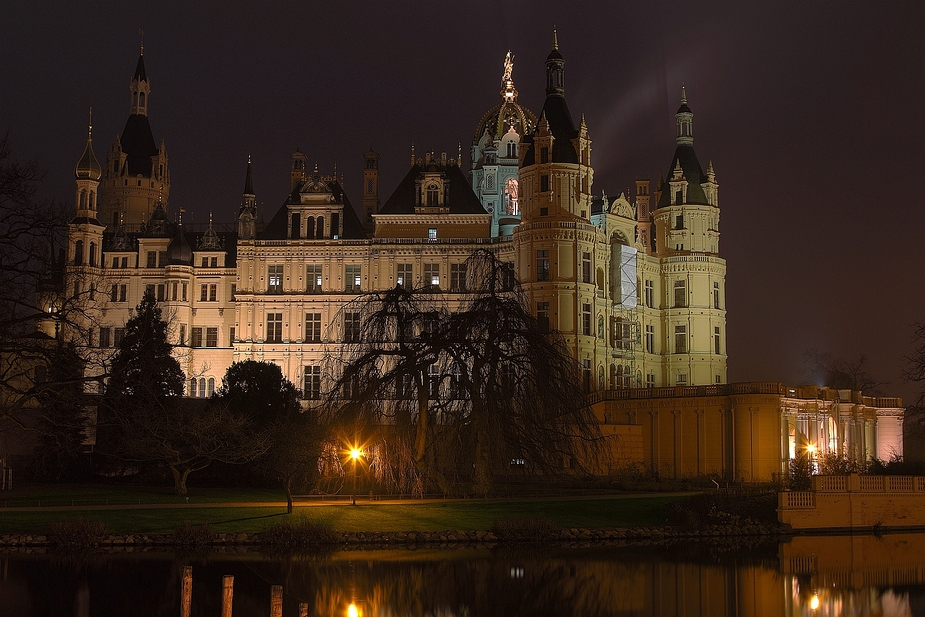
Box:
[46,518,110,548]
[867,454,925,476]
[491,517,560,542]
[259,517,339,550]
[173,522,213,549]
[787,453,813,490]
[667,489,779,528]
[802,349,884,394]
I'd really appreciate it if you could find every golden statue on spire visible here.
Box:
[502,51,514,82]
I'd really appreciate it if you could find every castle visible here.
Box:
[49,36,902,482]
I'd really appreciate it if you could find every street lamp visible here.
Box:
[350,448,362,506]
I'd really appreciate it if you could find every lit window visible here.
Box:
[268,264,284,293]
[396,263,412,287]
[424,263,440,287]
[306,264,322,293]
[345,265,362,292]
[428,228,437,240]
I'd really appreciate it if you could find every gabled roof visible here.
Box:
[378,162,486,215]
[259,180,366,241]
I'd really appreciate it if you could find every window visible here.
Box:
[229,327,235,346]
[156,284,166,302]
[536,250,549,281]
[200,283,217,301]
[316,216,324,239]
[190,379,197,397]
[191,327,203,348]
[598,316,605,339]
[143,283,153,298]
[268,264,283,293]
[539,207,548,216]
[111,284,127,302]
[396,263,412,287]
[645,280,654,308]
[210,256,218,267]
[714,327,721,355]
[99,327,111,348]
[181,283,187,301]
[646,373,655,388]
[146,251,156,268]
[582,252,591,284]
[171,281,178,301]
[540,147,549,164]
[121,256,128,268]
[179,324,187,346]
[345,264,362,292]
[427,364,440,400]
[230,284,236,301]
[582,304,591,336]
[537,301,550,333]
[675,214,684,229]
[303,365,321,400]
[424,263,440,287]
[207,378,215,397]
[713,282,720,309]
[199,379,206,398]
[205,327,218,348]
[450,263,467,292]
[502,262,515,290]
[344,311,361,343]
[209,284,217,302]
[428,228,437,240]
[200,284,208,301]
[674,325,687,354]
[426,184,439,207]
[306,264,322,293]
[266,313,283,343]
[540,174,549,192]
[112,257,119,268]
[582,359,592,392]
[673,280,686,308]
[645,325,655,353]
[201,257,208,267]
[305,313,322,342]
[676,373,688,385]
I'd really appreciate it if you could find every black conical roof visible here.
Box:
[134,53,147,82]
[244,159,254,194]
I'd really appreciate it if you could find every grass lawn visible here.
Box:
[0,494,684,535]
[0,484,285,507]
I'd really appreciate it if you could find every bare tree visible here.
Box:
[323,250,602,495]
[802,349,884,394]
[0,134,106,452]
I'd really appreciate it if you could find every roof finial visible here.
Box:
[552,27,558,51]
[681,84,687,105]
[139,29,144,55]
[458,142,462,165]
[209,211,213,226]
[247,153,251,164]
[410,143,415,166]
[88,106,93,140]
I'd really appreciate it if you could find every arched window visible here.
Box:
[190,378,197,397]
[598,366,605,391]
[316,217,324,239]
[426,184,439,207]
[79,190,86,209]
[74,240,84,266]
[199,379,206,398]
[139,92,145,107]
[89,242,96,266]
[207,378,215,397]
[307,217,315,239]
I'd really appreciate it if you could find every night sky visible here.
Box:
[2,2,923,401]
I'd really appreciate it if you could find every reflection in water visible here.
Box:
[1,535,925,616]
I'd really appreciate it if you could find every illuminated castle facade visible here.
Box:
[49,38,903,481]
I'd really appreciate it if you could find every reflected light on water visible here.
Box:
[347,602,359,617]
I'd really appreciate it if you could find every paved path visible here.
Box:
[0,492,695,512]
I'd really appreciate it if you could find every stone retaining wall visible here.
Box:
[0,523,783,550]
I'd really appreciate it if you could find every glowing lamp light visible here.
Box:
[347,603,359,617]
[806,444,816,454]
[350,448,362,460]
[810,594,819,610]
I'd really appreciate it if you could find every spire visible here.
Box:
[130,45,151,116]
[75,108,102,181]
[545,28,565,96]
[676,85,693,145]
[243,155,254,195]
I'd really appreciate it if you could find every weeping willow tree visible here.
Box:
[322,249,602,496]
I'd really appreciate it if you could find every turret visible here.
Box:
[130,44,150,116]
[291,150,308,191]
[73,111,102,223]
[361,149,380,234]
[238,156,257,239]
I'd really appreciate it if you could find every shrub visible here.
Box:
[173,522,213,549]
[47,518,110,548]
[667,489,778,528]
[491,517,559,542]
[788,454,812,491]
[259,517,339,549]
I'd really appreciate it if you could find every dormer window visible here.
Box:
[426,184,439,207]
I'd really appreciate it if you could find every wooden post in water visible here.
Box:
[299,602,308,617]
[270,585,283,617]
[222,575,234,617]
[181,566,192,617]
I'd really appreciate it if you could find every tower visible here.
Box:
[99,44,170,228]
[650,87,726,385]
[361,149,379,235]
[471,51,537,236]
[514,31,606,391]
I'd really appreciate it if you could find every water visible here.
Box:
[2,533,925,616]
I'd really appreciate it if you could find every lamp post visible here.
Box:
[350,448,362,506]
